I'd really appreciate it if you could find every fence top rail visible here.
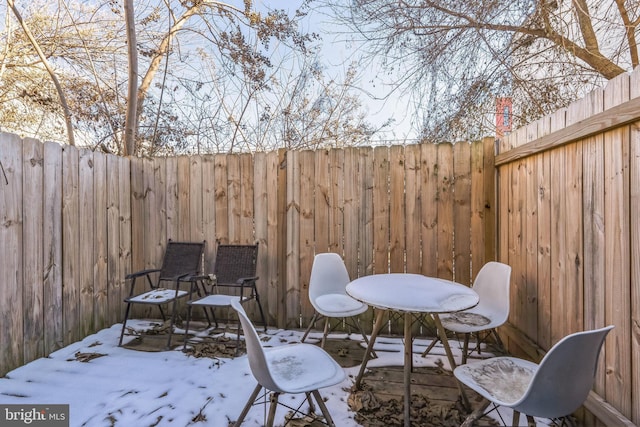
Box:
[495,94,640,166]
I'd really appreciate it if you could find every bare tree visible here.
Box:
[6,0,76,146]
[322,0,640,141]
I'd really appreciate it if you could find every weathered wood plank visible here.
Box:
[436,144,454,280]
[214,154,229,244]
[118,156,132,322]
[373,147,390,274]
[93,153,108,330]
[227,154,241,243]
[62,146,80,345]
[202,155,216,272]
[328,148,344,255]
[106,155,121,326]
[285,150,300,327]
[239,153,254,244]
[177,156,191,241]
[22,137,44,363]
[420,143,438,277]
[314,149,330,255]
[404,144,420,274]
[359,147,374,277]
[78,149,95,337]
[42,141,63,355]
[389,145,405,273]
[603,73,632,418]
[189,155,204,243]
[299,149,315,323]
[1,133,24,372]
[343,147,359,277]
[453,142,471,285]
[252,152,270,323]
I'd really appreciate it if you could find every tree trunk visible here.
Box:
[123,0,138,156]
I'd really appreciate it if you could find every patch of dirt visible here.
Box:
[68,352,107,362]
[183,335,245,358]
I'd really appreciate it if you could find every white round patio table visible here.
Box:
[346,273,479,427]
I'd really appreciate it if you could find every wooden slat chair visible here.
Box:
[118,240,205,349]
[183,242,266,350]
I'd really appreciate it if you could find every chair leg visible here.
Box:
[183,303,194,351]
[512,410,521,427]
[165,298,180,350]
[253,287,268,332]
[305,392,316,414]
[312,390,336,427]
[462,333,470,364]
[267,392,280,427]
[118,303,133,346]
[421,335,441,357]
[526,414,536,426]
[233,384,262,427]
[321,317,331,348]
[354,316,377,359]
[301,313,320,343]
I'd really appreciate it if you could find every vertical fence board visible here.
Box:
[343,147,359,277]
[437,144,454,280]
[78,149,95,337]
[389,146,405,273]
[603,74,632,417]
[62,146,80,345]
[482,138,496,265]
[106,155,121,326]
[405,145,421,274]
[286,150,300,327]
[165,157,179,241]
[118,157,132,322]
[93,153,108,330]
[420,143,438,277]
[253,152,270,323]
[227,154,241,243]
[453,143,471,285]
[129,157,144,273]
[177,156,191,241]
[630,71,640,427]
[536,151,552,350]
[22,138,44,363]
[360,147,374,277]
[328,148,344,255]
[202,155,216,272]
[299,150,315,324]
[42,141,63,355]
[524,155,538,341]
[471,141,485,275]
[214,154,229,244]
[189,155,204,243]
[240,153,254,244]
[1,133,24,372]
[373,147,389,273]
[314,150,330,254]
[266,150,280,325]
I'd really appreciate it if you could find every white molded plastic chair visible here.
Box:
[423,261,511,363]
[454,325,614,426]
[231,299,346,427]
[301,253,371,349]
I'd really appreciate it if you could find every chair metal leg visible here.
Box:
[118,303,133,346]
[252,287,268,332]
[312,389,336,427]
[305,392,316,414]
[233,384,262,427]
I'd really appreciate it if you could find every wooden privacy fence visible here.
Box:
[496,67,640,426]
[0,136,496,376]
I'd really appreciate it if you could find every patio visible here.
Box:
[0,319,548,427]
